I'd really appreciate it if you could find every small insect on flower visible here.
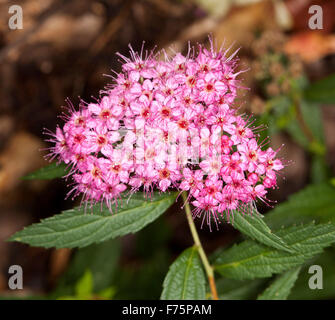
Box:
[46,37,285,227]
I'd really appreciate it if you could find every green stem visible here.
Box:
[181,191,219,300]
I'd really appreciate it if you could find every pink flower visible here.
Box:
[102,178,127,211]
[197,73,227,104]
[87,126,119,156]
[207,104,236,133]
[192,195,219,216]
[228,117,254,145]
[45,126,72,164]
[180,168,204,196]
[237,138,266,174]
[46,38,284,220]
[156,162,181,192]
[88,97,121,130]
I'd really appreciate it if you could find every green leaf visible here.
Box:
[215,278,265,300]
[310,155,331,184]
[214,223,335,280]
[78,241,120,292]
[222,209,292,253]
[22,162,68,180]
[75,270,93,299]
[9,192,177,248]
[58,270,116,300]
[161,246,206,300]
[270,96,295,130]
[285,118,309,149]
[304,73,335,104]
[98,287,116,300]
[257,267,301,300]
[52,238,120,298]
[265,183,335,229]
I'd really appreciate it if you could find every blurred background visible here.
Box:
[0,0,335,299]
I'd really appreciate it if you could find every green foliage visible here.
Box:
[285,100,325,155]
[304,73,335,104]
[114,217,172,300]
[256,75,327,158]
[52,217,172,300]
[161,246,206,300]
[222,209,292,253]
[285,118,309,149]
[265,183,335,229]
[22,162,68,180]
[267,96,295,132]
[52,239,120,298]
[9,192,177,248]
[75,270,93,298]
[215,278,265,300]
[310,155,331,184]
[135,216,171,258]
[216,248,335,300]
[257,267,301,300]
[214,223,335,280]
[299,100,325,145]
[115,251,170,300]
[58,270,116,300]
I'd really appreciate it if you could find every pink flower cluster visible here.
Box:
[47,40,284,224]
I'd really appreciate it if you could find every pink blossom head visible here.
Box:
[45,38,285,226]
